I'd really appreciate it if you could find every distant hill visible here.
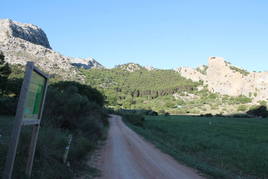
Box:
[0,19,267,114]
[0,19,103,81]
[80,64,255,115]
[176,57,268,102]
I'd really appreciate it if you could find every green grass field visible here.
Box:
[129,115,268,179]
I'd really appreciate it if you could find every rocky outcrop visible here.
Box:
[206,57,268,102]
[175,67,206,82]
[70,57,104,69]
[176,57,268,101]
[206,57,244,95]
[116,63,143,72]
[0,19,51,49]
[144,66,156,71]
[116,63,157,72]
[0,19,103,80]
[0,34,80,80]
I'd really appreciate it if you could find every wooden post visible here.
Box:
[2,62,49,179]
[63,135,73,164]
[25,125,40,177]
[2,62,33,179]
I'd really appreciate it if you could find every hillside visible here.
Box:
[81,65,255,115]
[1,19,267,115]
[176,57,268,102]
[0,19,103,81]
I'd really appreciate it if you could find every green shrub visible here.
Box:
[50,81,105,107]
[203,113,213,117]
[122,114,145,127]
[0,79,108,178]
[237,105,247,111]
[42,82,108,132]
[164,112,170,116]
[235,95,252,104]
[158,110,166,114]
[0,52,11,95]
[0,118,73,179]
[229,65,250,76]
[247,105,268,118]
[0,97,17,115]
[258,100,267,106]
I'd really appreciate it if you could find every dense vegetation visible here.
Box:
[247,105,268,118]
[80,67,254,115]
[81,67,198,109]
[0,53,108,178]
[125,115,268,179]
[82,67,198,97]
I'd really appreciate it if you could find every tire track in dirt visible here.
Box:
[96,115,204,179]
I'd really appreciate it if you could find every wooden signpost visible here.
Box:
[2,62,49,179]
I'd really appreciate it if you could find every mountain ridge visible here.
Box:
[1,19,268,102]
[0,19,103,81]
[176,57,268,102]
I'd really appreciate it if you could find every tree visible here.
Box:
[0,52,11,95]
[247,105,268,118]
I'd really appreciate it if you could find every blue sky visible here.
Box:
[1,0,268,71]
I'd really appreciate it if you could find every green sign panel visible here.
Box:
[3,62,49,179]
[23,71,46,120]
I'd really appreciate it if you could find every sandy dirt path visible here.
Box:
[96,115,204,179]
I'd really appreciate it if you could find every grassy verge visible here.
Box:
[123,115,268,179]
[0,56,109,178]
[0,114,107,179]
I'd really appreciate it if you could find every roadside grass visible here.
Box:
[0,115,102,179]
[0,116,14,176]
[126,115,268,179]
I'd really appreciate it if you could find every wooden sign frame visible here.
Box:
[3,62,49,179]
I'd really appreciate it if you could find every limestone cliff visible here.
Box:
[0,19,51,49]
[176,57,268,101]
[0,19,103,80]
[70,57,104,69]
[116,63,143,72]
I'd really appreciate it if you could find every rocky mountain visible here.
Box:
[0,19,51,49]
[114,63,157,72]
[1,19,267,103]
[70,57,104,69]
[176,57,268,102]
[0,19,103,80]
[115,63,143,72]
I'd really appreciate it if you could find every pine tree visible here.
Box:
[0,51,11,95]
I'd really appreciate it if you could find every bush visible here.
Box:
[215,113,223,117]
[31,127,72,179]
[147,110,158,116]
[237,105,247,111]
[0,97,17,115]
[235,95,252,104]
[158,110,166,115]
[204,113,213,117]
[232,114,251,118]
[42,82,108,133]
[50,81,105,107]
[122,114,145,127]
[0,80,108,178]
[164,112,170,116]
[247,105,268,118]
[258,100,267,106]
[0,119,73,179]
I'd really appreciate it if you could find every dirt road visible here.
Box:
[97,115,204,179]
